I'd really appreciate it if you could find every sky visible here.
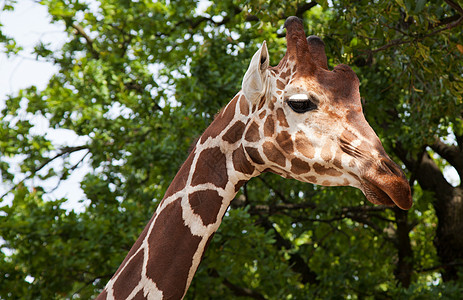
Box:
[0,1,62,101]
[0,0,89,210]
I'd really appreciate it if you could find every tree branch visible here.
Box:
[393,207,413,288]
[71,23,100,59]
[34,146,89,175]
[257,176,292,203]
[161,2,318,38]
[296,2,318,19]
[394,144,453,196]
[359,0,463,56]
[417,261,463,273]
[47,150,91,194]
[250,201,317,214]
[430,139,463,180]
[444,0,463,15]
[455,132,463,151]
[0,145,89,200]
[394,144,463,282]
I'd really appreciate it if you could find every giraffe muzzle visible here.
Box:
[360,158,412,210]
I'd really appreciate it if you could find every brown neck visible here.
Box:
[98,93,257,300]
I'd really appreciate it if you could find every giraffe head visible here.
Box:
[241,17,412,210]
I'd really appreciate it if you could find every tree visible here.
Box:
[1,0,462,298]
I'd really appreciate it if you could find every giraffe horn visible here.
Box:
[284,17,314,75]
[307,35,329,70]
[284,17,329,73]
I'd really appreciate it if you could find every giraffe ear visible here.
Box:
[242,41,269,105]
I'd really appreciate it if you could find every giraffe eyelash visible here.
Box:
[286,94,318,113]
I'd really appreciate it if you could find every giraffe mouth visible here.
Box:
[360,179,395,207]
[360,172,412,210]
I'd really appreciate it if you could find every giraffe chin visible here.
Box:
[360,177,412,210]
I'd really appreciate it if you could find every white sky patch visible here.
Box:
[0,1,66,100]
[196,0,212,15]
[435,131,461,187]
[0,0,89,212]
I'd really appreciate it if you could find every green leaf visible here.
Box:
[415,0,427,13]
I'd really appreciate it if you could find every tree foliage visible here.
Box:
[1,0,463,299]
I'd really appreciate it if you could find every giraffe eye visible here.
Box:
[287,95,317,113]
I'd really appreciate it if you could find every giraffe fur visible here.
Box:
[96,16,412,300]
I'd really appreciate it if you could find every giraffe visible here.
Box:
[96,17,412,300]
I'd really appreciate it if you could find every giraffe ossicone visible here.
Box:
[97,16,412,300]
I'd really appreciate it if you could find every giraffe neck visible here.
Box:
[99,92,257,300]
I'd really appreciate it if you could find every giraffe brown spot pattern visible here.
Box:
[306,175,317,183]
[251,103,258,113]
[295,131,315,159]
[132,290,145,300]
[276,130,294,153]
[191,147,228,189]
[110,211,157,283]
[268,98,275,110]
[333,148,344,169]
[239,94,249,116]
[245,121,260,142]
[276,108,289,127]
[280,68,291,79]
[200,95,238,143]
[234,180,247,192]
[245,146,265,165]
[163,152,195,200]
[258,95,267,110]
[264,115,274,137]
[189,190,223,226]
[98,290,108,299]
[222,120,246,144]
[290,157,310,175]
[232,145,255,175]
[313,162,343,177]
[263,141,286,167]
[146,200,202,300]
[269,165,294,179]
[113,250,144,299]
[292,64,297,73]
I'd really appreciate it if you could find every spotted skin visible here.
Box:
[97,16,411,300]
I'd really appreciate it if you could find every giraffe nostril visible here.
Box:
[381,159,403,178]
